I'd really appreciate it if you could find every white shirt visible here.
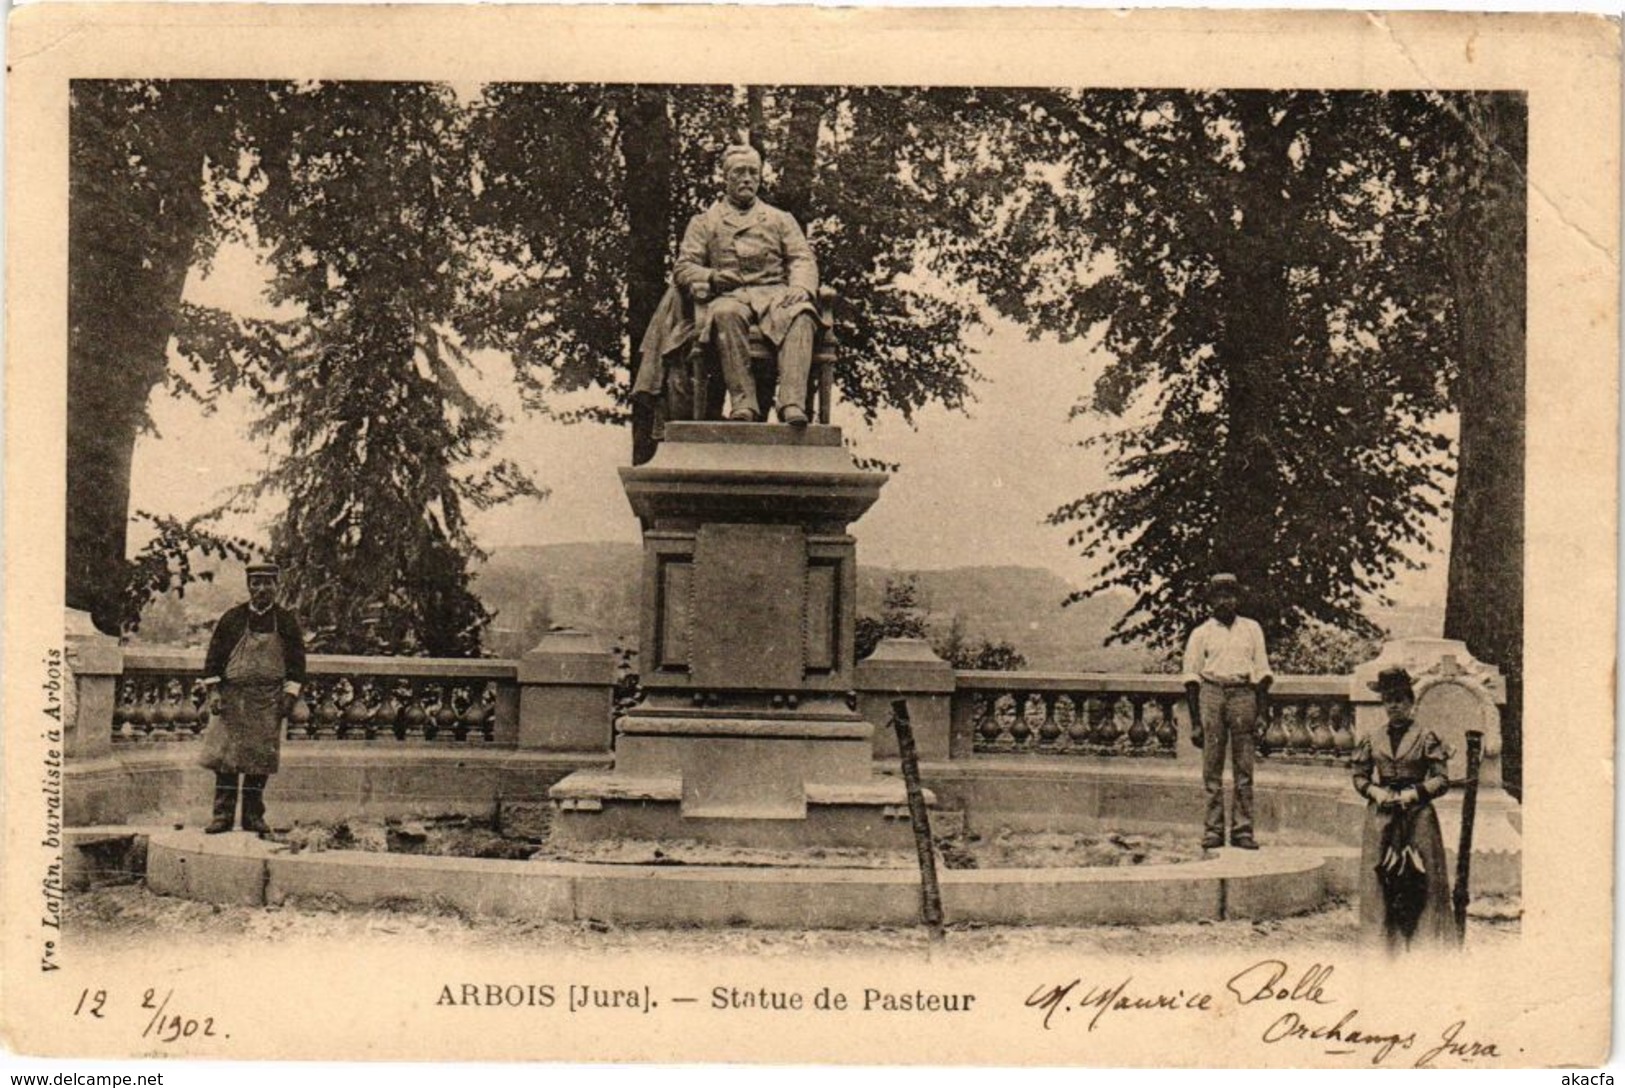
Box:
[1181,616,1273,686]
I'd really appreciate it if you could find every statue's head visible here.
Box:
[721,144,762,209]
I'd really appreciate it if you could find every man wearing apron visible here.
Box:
[198,562,307,834]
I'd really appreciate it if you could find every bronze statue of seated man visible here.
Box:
[672,144,821,427]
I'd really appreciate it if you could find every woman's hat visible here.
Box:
[1368,666,1415,699]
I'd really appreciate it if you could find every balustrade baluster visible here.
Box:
[1058,695,1084,752]
[1262,700,1288,756]
[1008,692,1034,750]
[1154,697,1179,754]
[312,682,338,739]
[975,696,994,750]
[402,686,430,741]
[112,680,135,743]
[1126,696,1150,753]
[452,687,473,742]
[135,683,158,740]
[1097,695,1122,753]
[1037,693,1061,749]
[1307,704,1334,759]
[376,685,404,741]
[1329,703,1355,762]
[1285,703,1313,758]
[174,680,202,739]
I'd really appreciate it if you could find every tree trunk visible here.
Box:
[67,92,211,634]
[776,87,828,230]
[1212,95,1294,641]
[1443,94,1526,799]
[621,87,676,466]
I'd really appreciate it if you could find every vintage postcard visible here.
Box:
[3,3,1618,1071]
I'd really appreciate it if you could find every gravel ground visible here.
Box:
[64,883,1522,962]
[272,813,1212,870]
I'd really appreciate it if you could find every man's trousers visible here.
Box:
[1199,682,1258,843]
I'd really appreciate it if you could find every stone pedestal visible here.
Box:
[65,608,121,761]
[551,423,924,848]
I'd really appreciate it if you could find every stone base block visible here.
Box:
[147,829,274,907]
[550,769,933,849]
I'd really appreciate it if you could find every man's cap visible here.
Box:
[1368,666,1415,699]
[1207,572,1240,593]
[245,561,281,579]
[721,144,763,172]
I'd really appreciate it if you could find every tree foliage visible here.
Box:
[68,81,255,633]
[962,90,1471,651]
[460,85,1005,437]
[856,576,1026,670]
[71,82,1518,694]
[175,83,542,654]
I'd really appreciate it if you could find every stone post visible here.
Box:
[64,608,121,761]
[856,638,956,762]
[516,628,616,753]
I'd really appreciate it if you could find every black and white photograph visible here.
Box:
[4,4,1616,1072]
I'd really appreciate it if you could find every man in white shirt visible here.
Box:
[1182,573,1273,850]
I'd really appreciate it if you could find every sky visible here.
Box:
[131,237,1451,609]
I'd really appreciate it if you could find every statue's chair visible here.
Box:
[682,286,839,423]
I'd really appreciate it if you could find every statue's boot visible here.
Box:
[240,774,271,835]
[204,773,237,834]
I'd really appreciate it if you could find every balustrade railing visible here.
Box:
[954,672,1353,764]
[1257,686,1357,764]
[954,673,1183,757]
[104,649,1352,764]
[111,650,518,747]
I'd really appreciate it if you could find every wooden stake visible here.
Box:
[890,699,945,941]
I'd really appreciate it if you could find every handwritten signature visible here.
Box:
[1025,959,1501,1066]
[1263,1010,1500,1067]
[1024,978,1214,1031]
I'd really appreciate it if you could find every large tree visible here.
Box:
[68,81,251,633]
[176,83,541,654]
[1439,93,1526,795]
[967,90,1467,652]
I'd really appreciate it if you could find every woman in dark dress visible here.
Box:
[1351,667,1457,951]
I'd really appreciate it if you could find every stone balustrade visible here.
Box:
[950,671,1353,765]
[85,642,1393,770]
[110,649,520,748]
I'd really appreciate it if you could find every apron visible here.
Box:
[199,628,286,775]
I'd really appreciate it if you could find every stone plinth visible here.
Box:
[517,628,615,752]
[856,639,955,762]
[552,422,924,848]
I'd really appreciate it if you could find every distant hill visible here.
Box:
[474,542,644,657]
[856,565,1157,671]
[134,542,1442,668]
[473,546,1158,670]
